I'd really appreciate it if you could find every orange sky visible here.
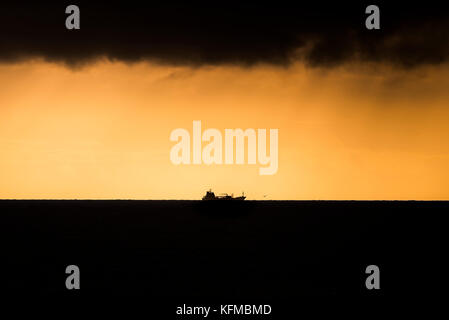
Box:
[1,60,448,199]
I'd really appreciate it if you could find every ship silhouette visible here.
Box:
[202,189,246,201]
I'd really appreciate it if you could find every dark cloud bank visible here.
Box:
[0,1,448,68]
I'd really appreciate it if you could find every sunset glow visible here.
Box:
[1,60,449,199]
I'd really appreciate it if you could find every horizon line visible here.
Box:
[1,199,448,202]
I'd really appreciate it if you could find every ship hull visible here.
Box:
[202,197,246,201]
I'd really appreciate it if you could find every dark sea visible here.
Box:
[1,200,446,313]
